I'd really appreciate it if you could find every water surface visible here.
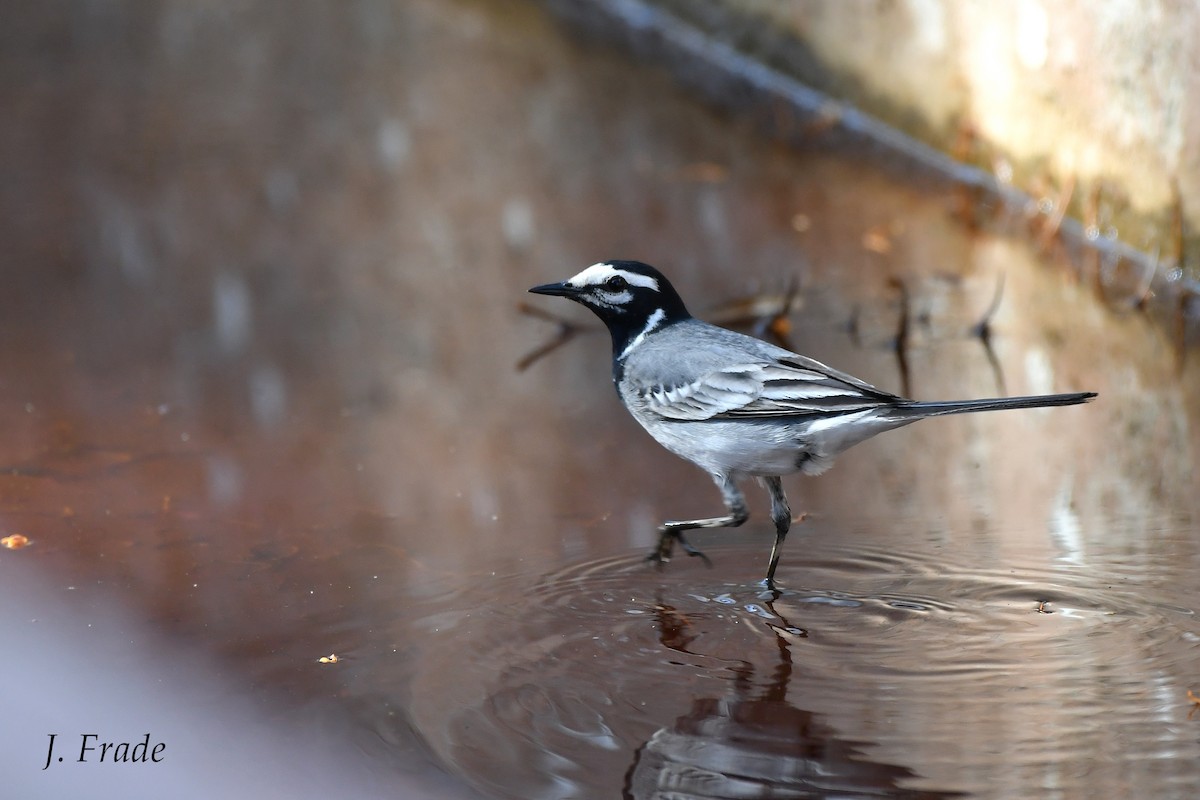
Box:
[2,1,1198,798]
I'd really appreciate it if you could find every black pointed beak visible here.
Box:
[528,281,578,297]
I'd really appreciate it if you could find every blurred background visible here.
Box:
[2,2,1199,798]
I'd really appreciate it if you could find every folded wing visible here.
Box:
[635,355,902,421]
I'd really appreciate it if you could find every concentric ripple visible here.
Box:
[405,541,1200,799]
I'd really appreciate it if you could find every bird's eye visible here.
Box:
[604,275,628,290]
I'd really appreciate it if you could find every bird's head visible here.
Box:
[529,261,691,339]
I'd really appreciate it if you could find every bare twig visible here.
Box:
[515,302,597,372]
[970,273,1008,396]
[888,277,912,399]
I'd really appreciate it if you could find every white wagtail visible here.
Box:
[529,261,1097,588]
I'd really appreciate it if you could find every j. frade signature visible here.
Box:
[43,733,165,770]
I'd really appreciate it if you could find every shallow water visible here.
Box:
[394,517,1200,798]
[2,1,1199,798]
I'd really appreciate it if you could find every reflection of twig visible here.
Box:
[847,306,862,349]
[970,273,1005,339]
[651,601,702,655]
[969,274,1008,396]
[650,591,804,705]
[759,276,803,350]
[704,277,804,345]
[515,302,597,372]
[650,598,756,694]
[887,278,912,399]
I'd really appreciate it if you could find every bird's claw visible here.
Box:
[646,530,673,569]
[679,539,713,567]
[646,530,712,570]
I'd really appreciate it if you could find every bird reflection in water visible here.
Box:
[625,595,958,799]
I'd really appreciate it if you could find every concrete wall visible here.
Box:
[602,0,1200,273]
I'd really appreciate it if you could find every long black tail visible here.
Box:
[887,391,1097,420]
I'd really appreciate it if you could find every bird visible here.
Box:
[529,260,1097,588]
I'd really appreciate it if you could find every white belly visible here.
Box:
[633,417,808,478]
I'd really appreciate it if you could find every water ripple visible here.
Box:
[405,543,1200,799]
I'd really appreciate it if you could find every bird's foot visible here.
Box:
[646,529,712,570]
[756,577,781,598]
[675,532,712,567]
[645,530,673,569]
[645,545,669,569]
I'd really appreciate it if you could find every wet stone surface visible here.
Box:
[1,1,1199,798]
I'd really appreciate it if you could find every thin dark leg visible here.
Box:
[648,473,747,569]
[762,476,791,588]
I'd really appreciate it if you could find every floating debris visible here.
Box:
[1,534,31,550]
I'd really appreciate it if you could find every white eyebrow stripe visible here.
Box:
[567,263,659,291]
